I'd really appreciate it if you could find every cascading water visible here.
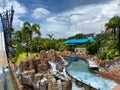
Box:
[48,61,57,74]
[59,56,68,65]
[60,56,86,90]
[66,58,118,90]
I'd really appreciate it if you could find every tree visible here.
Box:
[86,42,99,55]
[14,30,22,44]
[47,34,54,40]
[105,16,120,54]
[47,34,54,49]
[22,22,41,53]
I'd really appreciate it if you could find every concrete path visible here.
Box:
[0,31,8,67]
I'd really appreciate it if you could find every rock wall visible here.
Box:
[99,57,120,76]
[12,49,72,90]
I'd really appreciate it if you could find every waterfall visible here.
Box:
[48,61,57,74]
[62,68,68,77]
[59,56,68,65]
[57,80,62,90]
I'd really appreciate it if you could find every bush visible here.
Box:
[86,42,99,55]
[15,45,26,56]
[106,49,119,60]
[97,50,107,60]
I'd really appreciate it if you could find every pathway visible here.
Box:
[0,31,8,67]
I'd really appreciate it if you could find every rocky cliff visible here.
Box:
[12,49,72,90]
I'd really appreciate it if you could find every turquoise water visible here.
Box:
[66,59,118,90]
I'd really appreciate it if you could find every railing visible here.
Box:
[2,67,7,90]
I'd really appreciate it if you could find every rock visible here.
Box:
[62,79,72,90]
[39,50,48,60]
[56,63,64,72]
[12,49,72,90]
[47,49,57,62]
[38,64,49,72]
[47,49,63,64]
[29,58,35,70]
[34,73,43,82]
[40,78,48,90]
[43,74,53,80]
[23,60,29,71]
[48,79,58,90]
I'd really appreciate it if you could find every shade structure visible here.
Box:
[65,37,95,45]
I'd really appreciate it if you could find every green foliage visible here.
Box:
[15,45,26,56]
[12,53,28,63]
[106,49,119,60]
[12,45,26,63]
[97,50,108,60]
[59,43,67,51]
[86,42,99,55]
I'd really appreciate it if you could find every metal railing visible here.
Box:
[2,67,7,90]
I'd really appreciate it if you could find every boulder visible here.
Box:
[29,58,35,70]
[38,64,49,72]
[56,64,64,72]
[34,73,43,82]
[23,60,29,71]
[39,50,48,60]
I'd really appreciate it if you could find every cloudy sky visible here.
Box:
[0,0,120,38]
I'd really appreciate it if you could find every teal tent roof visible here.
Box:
[65,37,95,44]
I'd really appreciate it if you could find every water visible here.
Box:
[66,59,118,90]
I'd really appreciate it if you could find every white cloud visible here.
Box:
[32,7,50,19]
[41,0,120,38]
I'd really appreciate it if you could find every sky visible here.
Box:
[0,0,120,38]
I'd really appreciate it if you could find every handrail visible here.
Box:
[2,67,7,90]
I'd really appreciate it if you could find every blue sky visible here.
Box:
[0,0,120,38]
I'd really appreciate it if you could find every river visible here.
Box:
[66,58,118,90]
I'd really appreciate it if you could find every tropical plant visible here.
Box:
[22,22,41,53]
[47,34,54,49]
[86,42,99,55]
[105,16,120,54]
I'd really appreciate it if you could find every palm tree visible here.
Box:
[47,34,54,49]
[14,30,22,44]
[105,16,120,54]
[22,22,41,53]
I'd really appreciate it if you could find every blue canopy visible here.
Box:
[65,37,95,44]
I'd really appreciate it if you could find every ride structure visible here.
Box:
[0,6,14,57]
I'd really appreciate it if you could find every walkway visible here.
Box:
[86,58,98,69]
[0,31,8,67]
[0,31,16,90]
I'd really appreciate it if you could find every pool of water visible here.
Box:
[66,58,118,90]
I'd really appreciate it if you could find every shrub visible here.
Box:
[97,50,108,60]
[106,49,119,60]
[86,42,99,55]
